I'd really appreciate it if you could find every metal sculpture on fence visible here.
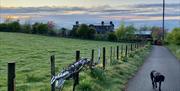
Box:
[50,48,105,91]
[50,58,91,90]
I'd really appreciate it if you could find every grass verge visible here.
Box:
[167,44,180,60]
[75,45,151,91]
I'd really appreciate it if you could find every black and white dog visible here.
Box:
[150,70,165,91]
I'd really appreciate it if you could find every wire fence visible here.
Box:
[7,42,147,91]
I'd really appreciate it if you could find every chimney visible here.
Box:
[110,21,113,25]
[76,21,79,25]
[101,21,104,26]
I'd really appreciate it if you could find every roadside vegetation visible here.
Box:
[166,27,180,60]
[0,32,151,91]
[76,45,151,91]
[167,45,180,60]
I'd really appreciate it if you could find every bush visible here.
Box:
[115,22,136,41]
[151,26,163,41]
[76,24,95,39]
[94,34,108,41]
[32,22,49,34]
[21,24,32,33]
[0,21,20,32]
[167,27,180,45]
[10,21,21,32]
[0,23,9,32]
[115,22,126,41]
[108,32,117,41]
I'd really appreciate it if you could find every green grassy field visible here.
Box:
[0,32,150,91]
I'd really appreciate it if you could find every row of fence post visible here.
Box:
[7,42,146,91]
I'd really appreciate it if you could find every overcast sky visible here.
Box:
[1,0,180,7]
[0,0,179,30]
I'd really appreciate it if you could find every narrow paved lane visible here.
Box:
[126,46,180,91]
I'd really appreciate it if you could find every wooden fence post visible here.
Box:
[125,45,128,61]
[103,47,106,70]
[8,62,15,91]
[73,51,80,91]
[91,49,94,69]
[110,46,112,64]
[50,55,55,91]
[76,51,80,85]
[117,46,119,60]
[114,47,116,58]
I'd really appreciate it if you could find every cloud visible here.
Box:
[0,3,179,22]
[0,5,112,14]
[132,3,180,8]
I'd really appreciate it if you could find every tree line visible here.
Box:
[1,20,178,43]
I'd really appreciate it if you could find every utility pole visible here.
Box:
[163,0,165,41]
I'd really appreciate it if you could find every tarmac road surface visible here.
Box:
[126,46,180,91]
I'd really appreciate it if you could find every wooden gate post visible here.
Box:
[8,62,15,91]
[50,55,55,91]
[103,47,106,70]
